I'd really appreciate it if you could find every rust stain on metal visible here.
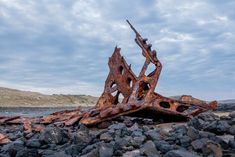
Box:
[0,133,11,145]
[0,20,217,131]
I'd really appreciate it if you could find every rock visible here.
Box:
[108,123,126,130]
[114,136,130,149]
[123,117,134,127]
[130,136,146,148]
[187,127,199,140]
[80,148,98,157]
[99,142,114,157]
[26,139,41,148]
[229,111,235,118]
[179,136,191,148]
[201,141,222,157]
[15,148,40,157]
[228,139,235,149]
[216,121,231,134]
[40,150,55,156]
[122,149,140,157]
[154,140,173,153]
[199,131,216,138]
[8,140,25,157]
[145,130,161,141]
[163,149,200,157]
[46,151,71,157]
[174,125,188,135]
[229,125,235,135]
[81,142,100,155]
[65,144,86,156]
[140,140,159,157]
[191,138,209,150]
[100,132,113,142]
[40,127,68,145]
[73,130,92,145]
[131,130,143,137]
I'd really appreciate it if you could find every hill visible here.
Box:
[0,87,98,107]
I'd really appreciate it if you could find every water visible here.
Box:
[0,107,77,117]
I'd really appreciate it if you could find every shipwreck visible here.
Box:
[0,20,217,142]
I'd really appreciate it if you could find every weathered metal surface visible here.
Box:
[0,20,217,131]
[0,133,11,145]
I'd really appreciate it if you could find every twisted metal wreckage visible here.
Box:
[0,20,217,144]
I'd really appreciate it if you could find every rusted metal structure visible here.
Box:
[0,21,217,143]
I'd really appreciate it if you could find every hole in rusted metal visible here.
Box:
[159,101,170,108]
[127,78,133,88]
[119,66,124,75]
[110,82,117,88]
[176,105,189,112]
[137,81,150,100]
[118,93,124,103]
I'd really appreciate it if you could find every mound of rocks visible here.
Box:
[0,111,235,157]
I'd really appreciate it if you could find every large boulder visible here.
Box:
[39,127,69,145]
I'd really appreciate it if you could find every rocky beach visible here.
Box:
[0,111,234,157]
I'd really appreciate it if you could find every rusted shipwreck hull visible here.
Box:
[0,20,217,138]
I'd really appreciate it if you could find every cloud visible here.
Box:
[0,0,234,100]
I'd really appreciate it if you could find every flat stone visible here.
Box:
[145,130,161,141]
[15,148,40,157]
[191,138,209,150]
[163,149,200,157]
[130,136,146,147]
[140,140,159,157]
[154,140,173,153]
[47,151,71,157]
[100,132,113,142]
[26,139,41,148]
[123,150,140,157]
[80,148,98,157]
[99,143,114,157]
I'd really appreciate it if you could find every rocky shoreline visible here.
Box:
[0,111,235,157]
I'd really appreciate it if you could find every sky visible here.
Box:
[0,0,234,100]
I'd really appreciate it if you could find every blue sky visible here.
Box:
[0,0,234,100]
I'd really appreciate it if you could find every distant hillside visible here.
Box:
[0,87,98,107]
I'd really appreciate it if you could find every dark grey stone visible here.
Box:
[73,130,92,145]
[229,125,235,135]
[191,138,209,150]
[47,151,71,157]
[163,149,200,157]
[39,127,68,145]
[108,123,126,130]
[80,148,99,157]
[26,139,41,148]
[145,130,161,141]
[130,136,146,147]
[154,140,174,153]
[15,148,40,157]
[65,144,86,156]
[100,132,113,142]
[140,140,159,157]
[179,136,191,148]
[99,143,114,157]
[229,111,235,118]
[187,127,199,140]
